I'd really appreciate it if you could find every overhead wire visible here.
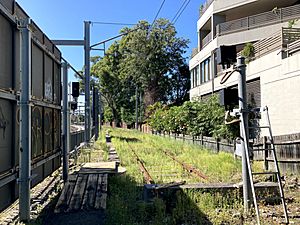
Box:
[171,0,188,23]
[172,0,191,24]
[151,0,167,27]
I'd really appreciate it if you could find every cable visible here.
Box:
[151,0,167,27]
[91,21,136,26]
[172,0,191,24]
[220,69,238,84]
[171,0,188,23]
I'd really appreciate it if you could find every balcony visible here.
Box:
[202,32,212,49]
[237,27,300,60]
[216,4,300,36]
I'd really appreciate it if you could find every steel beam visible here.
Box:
[19,18,32,222]
[62,62,69,182]
[52,40,84,46]
[84,21,91,142]
[0,90,17,101]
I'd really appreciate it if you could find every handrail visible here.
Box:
[237,28,300,61]
[217,4,300,36]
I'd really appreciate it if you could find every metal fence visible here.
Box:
[0,1,62,212]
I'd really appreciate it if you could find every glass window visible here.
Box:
[200,57,211,84]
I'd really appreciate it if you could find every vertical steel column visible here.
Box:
[19,18,32,222]
[84,21,91,142]
[135,86,138,130]
[62,62,69,182]
[237,56,251,212]
[94,88,99,141]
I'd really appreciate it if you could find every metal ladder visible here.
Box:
[240,106,289,225]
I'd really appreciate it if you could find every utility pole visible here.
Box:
[62,62,69,182]
[19,18,32,222]
[237,56,251,212]
[84,21,91,142]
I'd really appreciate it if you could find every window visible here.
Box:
[200,57,211,84]
[190,65,200,88]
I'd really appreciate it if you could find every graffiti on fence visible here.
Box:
[0,106,9,139]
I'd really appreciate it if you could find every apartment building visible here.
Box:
[189,0,300,136]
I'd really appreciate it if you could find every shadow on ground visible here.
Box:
[41,210,105,225]
[106,174,213,225]
[113,136,141,143]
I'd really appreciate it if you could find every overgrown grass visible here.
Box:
[104,128,262,224]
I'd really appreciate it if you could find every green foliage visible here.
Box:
[91,19,190,126]
[104,105,114,123]
[147,95,238,139]
[103,128,247,224]
[241,43,255,62]
[288,19,298,28]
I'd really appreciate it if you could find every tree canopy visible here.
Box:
[91,19,190,125]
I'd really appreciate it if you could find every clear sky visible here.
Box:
[17,0,203,82]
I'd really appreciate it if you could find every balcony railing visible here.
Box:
[237,28,300,60]
[216,4,300,36]
[202,32,212,49]
[191,48,199,58]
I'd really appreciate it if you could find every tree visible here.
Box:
[119,19,189,107]
[91,19,190,126]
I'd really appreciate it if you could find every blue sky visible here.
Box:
[17,0,203,82]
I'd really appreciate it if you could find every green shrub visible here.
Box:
[147,95,238,139]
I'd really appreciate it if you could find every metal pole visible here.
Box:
[95,88,99,141]
[84,21,91,143]
[19,18,32,222]
[135,86,138,130]
[62,62,69,182]
[98,89,102,131]
[237,56,251,213]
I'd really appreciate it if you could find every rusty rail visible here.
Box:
[125,141,154,184]
[163,150,208,180]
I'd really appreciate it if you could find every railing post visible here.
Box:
[19,18,32,223]
[247,16,249,30]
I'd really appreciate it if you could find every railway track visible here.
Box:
[162,149,208,180]
[125,140,154,184]
[124,138,208,184]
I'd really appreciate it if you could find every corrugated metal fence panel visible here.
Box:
[0,99,13,174]
[53,109,60,150]
[14,2,29,21]
[0,0,63,212]
[31,106,43,160]
[1,0,14,13]
[44,108,53,154]
[0,14,13,90]
[32,43,44,99]
[0,184,12,211]
[44,55,53,102]
[53,62,60,104]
